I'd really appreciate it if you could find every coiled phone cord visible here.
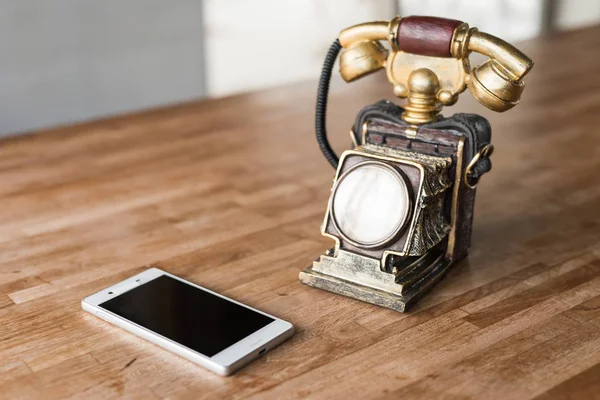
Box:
[315,39,342,169]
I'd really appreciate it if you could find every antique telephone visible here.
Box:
[299,16,533,311]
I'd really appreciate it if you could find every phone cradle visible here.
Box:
[301,249,450,312]
[301,99,493,311]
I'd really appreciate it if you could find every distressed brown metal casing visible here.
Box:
[361,117,478,263]
[300,101,492,312]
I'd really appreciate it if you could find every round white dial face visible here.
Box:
[332,162,411,247]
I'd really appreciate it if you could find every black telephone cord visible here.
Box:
[315,39,342,169]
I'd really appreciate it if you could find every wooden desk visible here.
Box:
[1,26,600,399]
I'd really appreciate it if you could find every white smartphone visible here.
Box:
[82,268,294,376]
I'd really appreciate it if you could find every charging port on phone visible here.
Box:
[259,348,267,356]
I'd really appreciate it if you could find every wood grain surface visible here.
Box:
[1,26,600,399]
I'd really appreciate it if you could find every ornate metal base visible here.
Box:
[299,249,452,312]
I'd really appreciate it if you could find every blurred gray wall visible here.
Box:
[0,1,205,137]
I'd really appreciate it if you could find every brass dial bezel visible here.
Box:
[330,160,412,250]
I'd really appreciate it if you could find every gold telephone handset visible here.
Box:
[315,16,533,168]
[340,17,533,113]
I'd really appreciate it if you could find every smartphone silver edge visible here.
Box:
[82,268,294,376]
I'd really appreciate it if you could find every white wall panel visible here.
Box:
[204,0,396,96]
[555,0,600,29]
[399,0,544,41]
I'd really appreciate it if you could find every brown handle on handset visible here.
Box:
[396,16,463,58]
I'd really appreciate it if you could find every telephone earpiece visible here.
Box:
[338,21,390,82]
[464,29,532,111]
[338,40,387,82]
[468,59,524,112]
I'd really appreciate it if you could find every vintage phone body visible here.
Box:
[82,268,294,376]
[300,16,533,312]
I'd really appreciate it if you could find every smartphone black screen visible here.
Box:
[100,275,274,357]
